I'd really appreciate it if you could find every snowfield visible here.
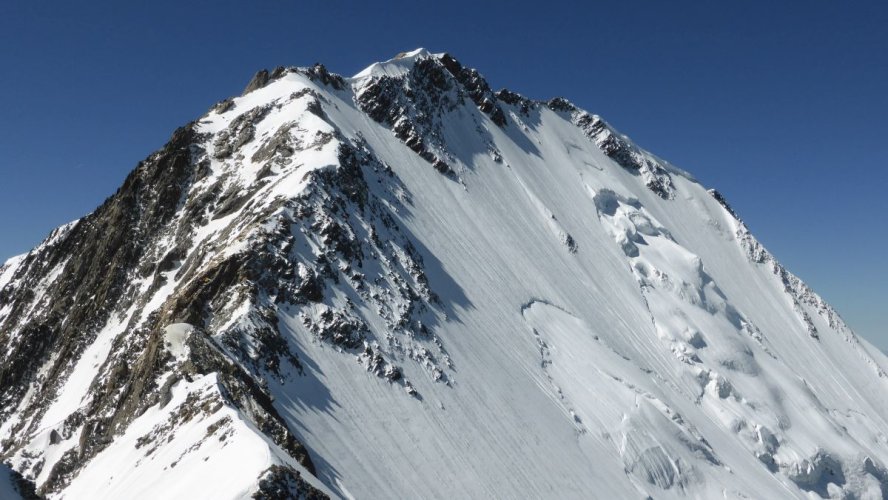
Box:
[1,49,886,499]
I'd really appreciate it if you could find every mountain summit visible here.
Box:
[1,50,886,499]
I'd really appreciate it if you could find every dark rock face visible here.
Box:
[252,465,328,499]
[214,105,272,159]
[244,69,271,94]
[351,50,681,201]
[0,124,196,420]
[302,64,346,90]
[354,52,511,178]
[0,122,320,494]
[546,96,575,113]
[496,88,533,115]
[182,327,314,470]
[439,53,506,126]
[243,66,290,95]
[707,189,740,221]
[541,97,676,199]
[355,60,458,175]
[242,64,345,97]
[286,140,450,391]
[573,112,676,199]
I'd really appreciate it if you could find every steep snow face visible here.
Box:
[1,50,887,499]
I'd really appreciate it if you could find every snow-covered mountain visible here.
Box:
[2,48,887,499]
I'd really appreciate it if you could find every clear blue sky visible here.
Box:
[1,1,885,348]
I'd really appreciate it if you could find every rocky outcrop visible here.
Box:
[0,124,196,421]
[0,121,323,495]
[438,53,506,126]
[252,465,327,499]
[707,188,741,220]
[0,55,460,496]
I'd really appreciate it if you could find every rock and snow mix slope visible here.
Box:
[1,48,887,499]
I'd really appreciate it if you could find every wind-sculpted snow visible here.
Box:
[1,49,887,499]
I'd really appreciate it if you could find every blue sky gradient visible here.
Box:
[0,1,885,347]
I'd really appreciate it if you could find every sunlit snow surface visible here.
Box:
[2,51,888,499]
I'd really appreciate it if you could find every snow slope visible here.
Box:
[1,49,886,499]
